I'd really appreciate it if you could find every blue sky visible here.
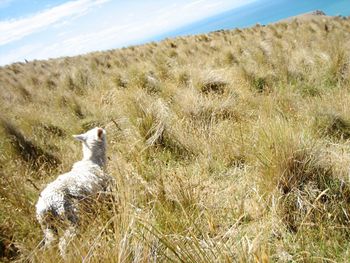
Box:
[0,0,349,66]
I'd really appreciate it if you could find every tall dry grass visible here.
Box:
[1,14,350,262]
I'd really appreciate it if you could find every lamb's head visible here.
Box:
[73,127,106,167]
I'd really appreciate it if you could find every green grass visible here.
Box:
[1,15,350,262]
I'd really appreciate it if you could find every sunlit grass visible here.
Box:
[1,14,350,262]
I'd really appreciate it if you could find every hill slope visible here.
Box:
[1,14,350,262]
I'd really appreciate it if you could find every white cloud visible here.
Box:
[0,43,42,65]
[0,0,13,8]
[0,0,257,65]
[36,0,246,56]
[184,0,208,9]
[41,0,256,55]
[0,0,110,46]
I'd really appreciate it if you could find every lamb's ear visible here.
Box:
[97,128,104,140]
[73,133,87,141]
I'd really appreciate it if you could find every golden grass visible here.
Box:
[1,15,350,262]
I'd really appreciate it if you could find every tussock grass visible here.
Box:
[313,112,350,140]
[254,118,350,233]
[1,14,350,262]
[1,119,61,169]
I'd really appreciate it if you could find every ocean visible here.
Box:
[153,0,350,40]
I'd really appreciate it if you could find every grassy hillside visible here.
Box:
[1,13,350,262]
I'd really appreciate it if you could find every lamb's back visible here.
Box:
[39,161,106,200]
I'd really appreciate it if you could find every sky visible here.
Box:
[0,0,350,66]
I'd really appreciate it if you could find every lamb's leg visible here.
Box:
[42,225,58,248]
[58,200,79,258]
[36,208,58,248]
[59,225,76,258]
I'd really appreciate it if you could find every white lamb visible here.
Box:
[35,127,112,257]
